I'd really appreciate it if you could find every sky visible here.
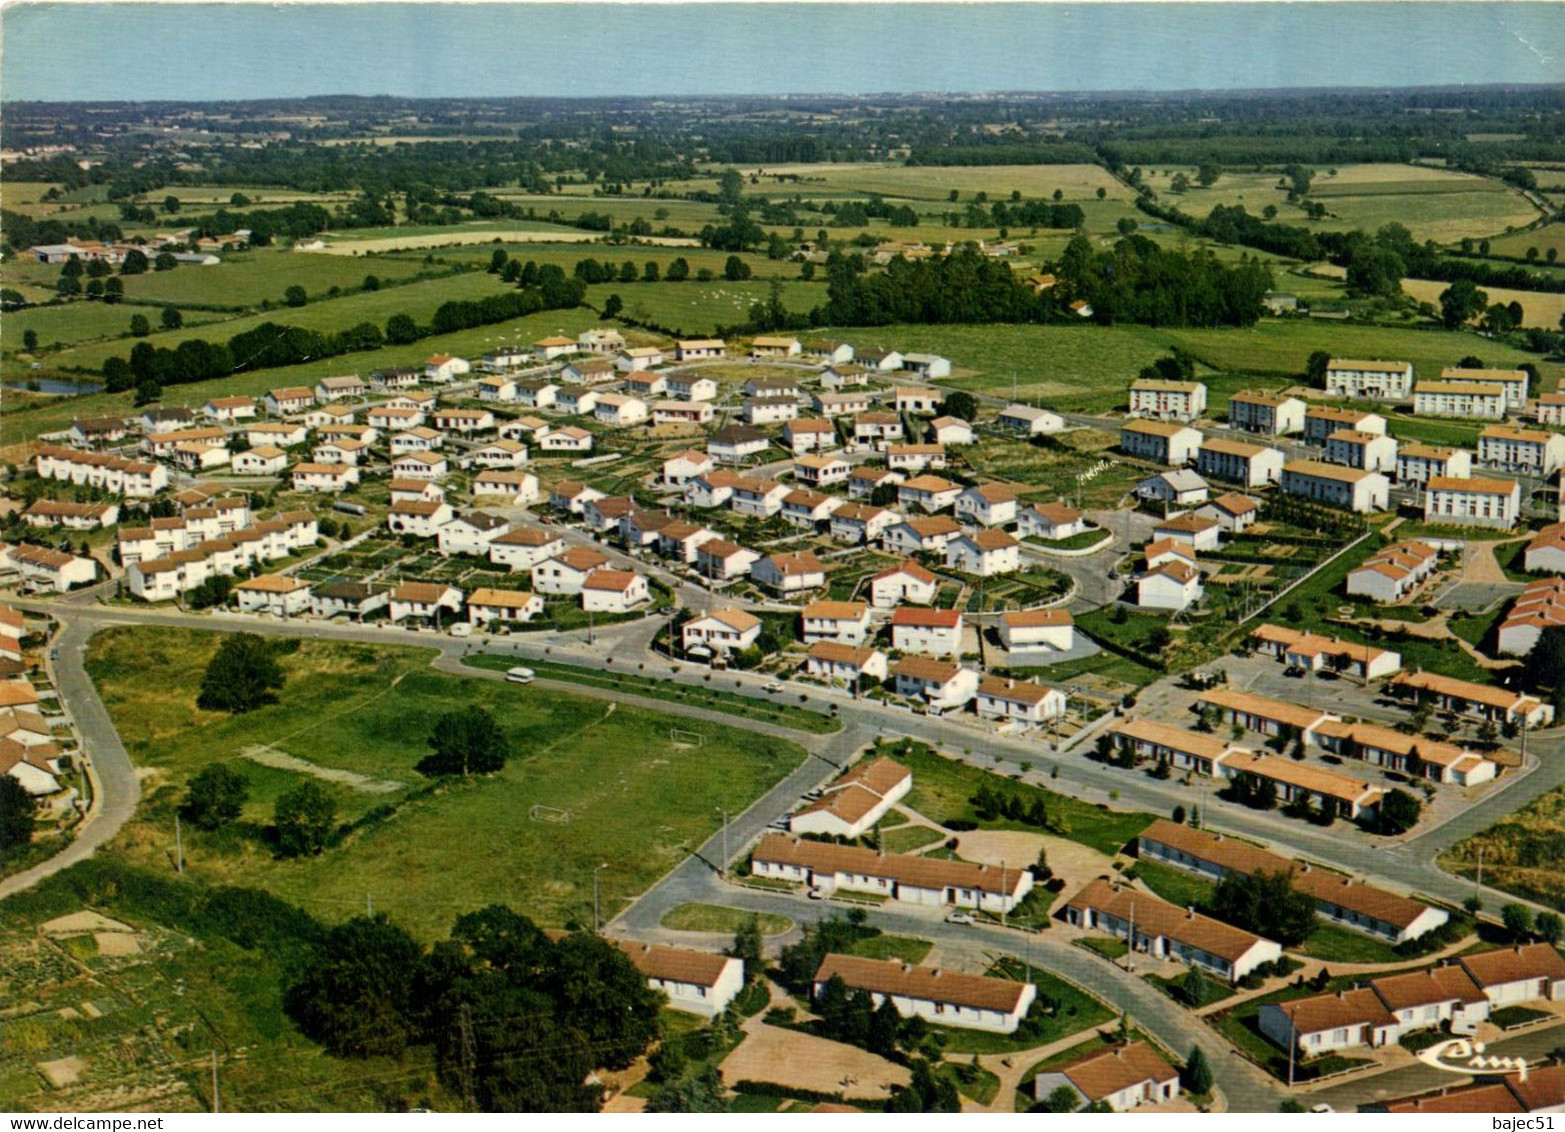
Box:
[2,2,1563,103]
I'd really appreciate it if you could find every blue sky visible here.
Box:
[3,3,1562,102]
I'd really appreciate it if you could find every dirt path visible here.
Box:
[1461,539,1525,586]
[237,745,404,793]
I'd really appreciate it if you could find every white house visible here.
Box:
[998,608,1075,654]
[997,404,1064,436]
[789,757,911,839]
[804,641,888,686]
[387,499,455,539]
[233,446,288,476]
[1016,501,1088,541]
[388,582,464,625]
[681,608,763,655]
[1280,460,1389,513]
[594,394,650,426]
[533,547,613,595]
[614,941,745,1018]
[800,600,872,646]
[751,551,826,595]
[662,449,716,487]
[945,530,1020,576]
[1229,391,1305,435]
[1414,381,1507,420]
[465,587,544,627]
[1032,1042,1181,1113]
[883,514,961,555]
[675,338,726,361]
[813,954,1036,1035]
[870,560,939,608]
[436,512,511,556]
[1138,560,1203,611]
[1121,420,1201,466]
[1325,358,1413,400]
[423,354,471,383]
[580,569,650,613]
[1197,437,1285,488]
[974,676,1066,726]
[291,463,359,493]
[234,574,311,617]
[488,527,566,573]
[1138,469,1210,507]
[890,607,963,656]
[954,483,1018,528]
[390,452,449,481]
[616,346,666,372]
[1478,425,1565,477]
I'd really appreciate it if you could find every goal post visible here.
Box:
[529,804,571,824]
[669,727,705,748]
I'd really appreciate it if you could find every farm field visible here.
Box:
[753,162,1135,202]
[1401,277,1565,331]
[585,278,830,337]
[84,627,810,940]
[1487,222,1565,260]
[2,300,230,354]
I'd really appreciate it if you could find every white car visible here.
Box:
[505,666,536,684]
[945,911,976,926]
[762,681,784,693]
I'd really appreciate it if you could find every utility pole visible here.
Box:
[175,814,184,874]
[1476,846,1485,907]
[593,862,609,933]
[1125,899,1135,974]
[211,1049,220,1114]
[1287,1007,1297,1088]
[716,807,730,877]
[1000,860,1007,929]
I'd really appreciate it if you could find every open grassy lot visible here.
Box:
[584,278,830,337]
[891,741,1153,856]
[660,903,794,936]
[1440,783,1565,913]
[85,626,809,940]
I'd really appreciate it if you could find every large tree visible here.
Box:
[197,633,284,713]
[181,762,250,830]
[1210,869,1317,947]
[417,707,510,777]
[274,781,337,857]
[1439,278,1488,329]
[284,914,426,1057]
[1376,788,1421,836]
[0,776,36,855]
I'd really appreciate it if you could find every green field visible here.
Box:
[660,903,794,936]
[1440,782,1565,913]
[3,300,229,354]
[84,627,809,939]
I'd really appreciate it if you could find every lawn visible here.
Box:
[879,824,947,854]
[460,653,841,734]
[85,626,810,939]
[660,903,794,936]
[930,959,1113,1055]
[889,741,1154,856]
[1128,860,1217,910]
[847,934,933,965]
[1291,922,1405,965]
[1077,936,1129,961]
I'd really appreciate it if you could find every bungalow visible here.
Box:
[1111,719,1243,777]
[533,336,577,362]
[814,391,874,417]
[614,941,745,1019]
[554,388,599,416]
[929,417,975,446]
[820,364,873,390]
[997,404,1064,436]
[390,452,449,480]
[662,449,715,486]
[488,527,566,572]
[388,582,464,625]
[1479,425,1565,476]
[233,446,288,476]
[433,408,494,434]
[1424,475,1521,529]
[480,345,532,373]
[1120,420,1202,466]
[708,424,770,463]
[1346,540,1440,603]
[580,568,650,613]
[301,405,356,430]
[675,339,726,362]
[829,503,898,545]
[1304,406,1387,446]
[651,400,714,426]
[789,757,911,839]
[1193,492,1260,533]
[1194,688,1334,745]
[811,340,856,366]
[900,354,951,380]
[1063,878,1282,983]
[743,396,799,426]
[539,426,593,453]
[1032,1042,1181,1114]
[853,412,905,447]
[515,380,560,410]
[1252,624,1403,680]
[998,608,1075,654]
[370,367,422,392]
[890,607,963,657]
[264,387,315,416]
[946,530,1020,576]
[532,547,612,595]
[886,443,947,474]
[314,375,366,402]
[561,357,616,386]
[813,954,1035,1035]
[694,538,759,581]
[898,475,962,513]
[22,501,119,530]
[1413,380,1508,420]
[593,394,649,426]
[1128,379,1208,422]
[859,349,904,373]
[848,466,904,500]
[974,676,1066,725]
[891,655,979,711]
[894,386,944,414]
[666,374,718,401]
[681,608,762,656]
[68,416,128,447]
[1457,943,1565,1006]
[1325,358,1414,400]
[616,345,667,373]
[743,376,803,400]
[954,483,1018,528]
[1313,718,1497,788]
[465,587,544,627]
[387,499,455,539]
[389,428,443,456]
[781,489,841,530]
[234,574,311,617]
[247,421,310,448]
[1154,512,1223,553]
[868,560,937,609]
[800,600,872,646]
[1258,990,1399,1059]
[804,641,888,686]
[1197,437,1285,489]
[549,480,606,515]
[751,550,826,595]
[291,463,358,493]
[793,452,851,487]
[1391,669,1553,729]
[623,371,668,400]
[468,470,537,504]
[1138,469,1211,507]
[437,512,510,557]
[730,476,790,518]
[468,440,529,469]
[203,396,257,423]
[784,419,839,455]
[685,469,742,510]
[576,328,626,356]
[139,407,196,434]
[1228,391,1305,435]
[1280,460,1389,513]
[882,515,962,556]
[1397,443,1473,485]
[1,740,63,797]
[1137,560,1203,611]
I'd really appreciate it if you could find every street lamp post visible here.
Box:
[593,862,609,933]
[716,807,729,878]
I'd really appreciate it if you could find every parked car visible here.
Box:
[945,911,976,926]
[763,681,784,693]
[807,887,826,900]
[506,666,536,684]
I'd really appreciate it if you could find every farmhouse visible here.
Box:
[812,955,1036,1035]
[1279,460,1389,513]
[1325,358,1414,400]
[1228,391,1305,435]
[1128,379,1207,422]
[1120,420,1201,466]
[1063,879,1282,983]
[789,757,911,839]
